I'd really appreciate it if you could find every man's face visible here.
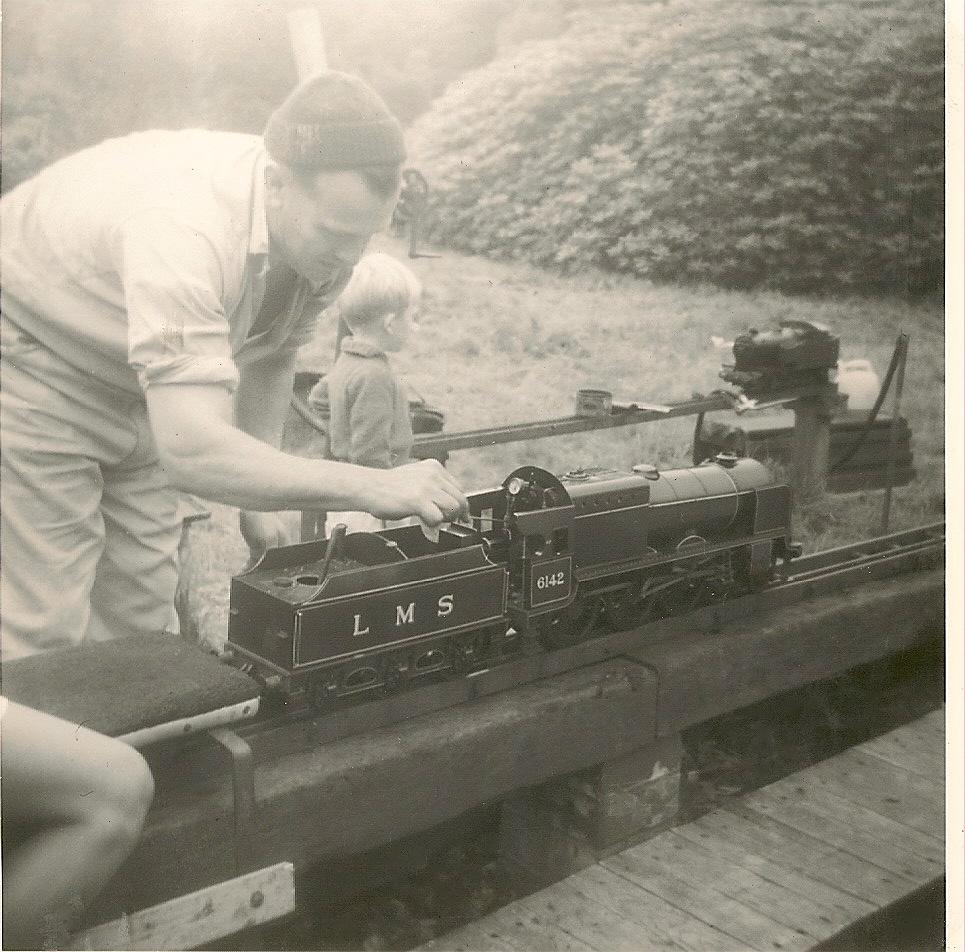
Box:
[266,165,399,283]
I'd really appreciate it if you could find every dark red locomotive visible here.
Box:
[227,455,795,707]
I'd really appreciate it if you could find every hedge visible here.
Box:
[409,0,944,295]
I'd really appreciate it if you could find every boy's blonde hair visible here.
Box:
[338,252,421,332]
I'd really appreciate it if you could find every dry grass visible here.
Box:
[183,234,944,648]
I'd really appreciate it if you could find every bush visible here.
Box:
[409,0,944,296]
[0,0,517,191]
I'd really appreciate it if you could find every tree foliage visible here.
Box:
[0,0,517,191]
[409,0,944,295]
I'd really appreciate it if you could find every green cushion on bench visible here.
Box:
[1,633,259,739]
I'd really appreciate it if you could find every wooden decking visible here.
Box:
[423,708,945,951]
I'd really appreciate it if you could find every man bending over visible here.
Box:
[0,72,467,659]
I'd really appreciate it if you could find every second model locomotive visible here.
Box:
[227,455,795,707]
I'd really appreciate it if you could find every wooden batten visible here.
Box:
[70,862,294,951]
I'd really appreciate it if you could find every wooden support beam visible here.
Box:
[626,567,944,734]
[70,862,294,951]
[790,389,837,502]
[86,660,659,920]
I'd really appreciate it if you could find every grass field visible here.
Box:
[181,234,944,649]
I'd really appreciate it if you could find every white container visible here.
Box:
[836,359,880,410]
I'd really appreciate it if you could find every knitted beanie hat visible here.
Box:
[265,71,406,170]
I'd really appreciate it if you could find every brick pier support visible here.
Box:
[499,734,683,893]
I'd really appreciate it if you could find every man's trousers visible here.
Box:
[1,323,180,658]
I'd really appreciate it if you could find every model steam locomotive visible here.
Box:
[228,455,795,707]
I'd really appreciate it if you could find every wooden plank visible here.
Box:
[854,710,945,778]
[634,831,840,945]
[737,771,944,872]
[546,865,737,951]
[690,807,919,906]
[503,891,627,952]
[791,746,944,838]
[70,862,294,951]
[448,870,741,952]
[422,715,945,952]
[465,900,599,952]
[670,824,878,931]
[731,795,941,885]
[419,917,533,952]
[429,929,521,952]
[742,711,944,861]
[118,698,260,748]
[603,844,810,951]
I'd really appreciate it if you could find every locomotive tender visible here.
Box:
[228,455,795,707]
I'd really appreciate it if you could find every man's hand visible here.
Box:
[240,511,297,564]
[368,460,469,526]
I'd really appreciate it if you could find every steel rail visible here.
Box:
[783,521,944,578]
[409,387,832,454]
[291,384,834,456]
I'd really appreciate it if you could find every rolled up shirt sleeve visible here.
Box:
[117,210,239,391]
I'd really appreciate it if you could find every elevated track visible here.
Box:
[243,522,945,746]
[86,525,945,931]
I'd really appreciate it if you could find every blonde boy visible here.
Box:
[310,252,421,532]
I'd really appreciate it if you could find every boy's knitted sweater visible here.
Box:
[326,337,413,469]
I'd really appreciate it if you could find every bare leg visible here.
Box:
[1,701,155,949]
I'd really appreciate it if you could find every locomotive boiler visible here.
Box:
[227,455,795,707]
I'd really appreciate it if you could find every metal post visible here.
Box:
[286,6,327,79]
[880,334,909,534]
[209,728,257,874]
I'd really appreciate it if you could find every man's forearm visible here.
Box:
[164,422,379,512]
[147,378,375,511]
[146,381,467,523]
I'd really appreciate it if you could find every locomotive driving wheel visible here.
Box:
[605,535,730,631]
[644,572,712,618]
[605,570,713,631]
[535,593,605,649]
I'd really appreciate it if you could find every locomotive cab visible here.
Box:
[502,467,578,622]
[465,467,580,627]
